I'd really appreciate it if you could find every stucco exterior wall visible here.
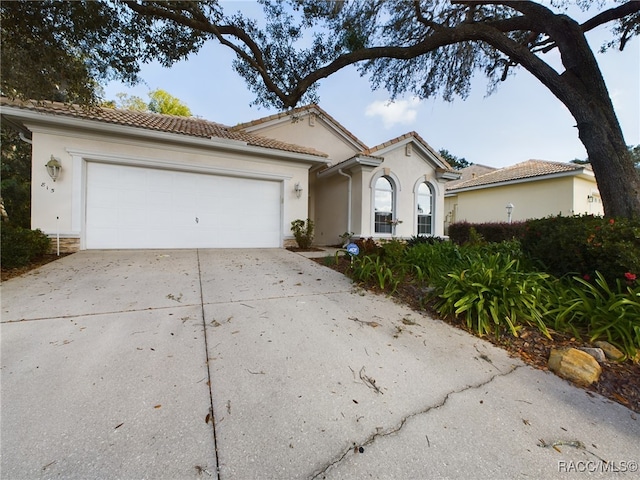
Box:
[364,146,447,238]
[444,176,593,226]
[29,126,312,248]
[573,176,604,216]
[245,113,360,163]
[314,174,349,246]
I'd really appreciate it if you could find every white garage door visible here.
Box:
[86,162,282,249]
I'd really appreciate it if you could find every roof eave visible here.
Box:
[1,105,328,165]
[238,105,368,152]
[445,168,590,193]
[317,155,383,178]
[436,168,462,181]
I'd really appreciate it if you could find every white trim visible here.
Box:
[65,149,293,182]
[369,169,402,192]
[414,178,435,236]
[71,153,83,235]
[446,169,591,194]
[370,171,399,237]
[317,155,383,178]
[67,150,291,250]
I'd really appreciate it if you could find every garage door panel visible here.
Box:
[86,163,282,249]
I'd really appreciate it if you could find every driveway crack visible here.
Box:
[310,364,523,479]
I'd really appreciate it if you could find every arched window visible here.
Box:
[374,176,394,234]
[417,182,433,235]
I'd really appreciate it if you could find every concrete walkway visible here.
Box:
[1,249,638,479]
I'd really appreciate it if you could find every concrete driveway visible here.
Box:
[1,249,638,479]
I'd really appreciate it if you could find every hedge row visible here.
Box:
[449,215,640,285]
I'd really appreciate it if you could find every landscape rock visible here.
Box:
[548,348,602,386]
[578,347,606,363]
[594,341,625,361]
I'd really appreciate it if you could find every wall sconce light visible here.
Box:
[506,203,514,224]
[294,182,303,198]
[587,195,594,203]
[46,156,62,182]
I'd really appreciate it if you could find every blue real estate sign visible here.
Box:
[346,243,360,256]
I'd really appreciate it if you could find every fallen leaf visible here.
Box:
[154,405,161,409]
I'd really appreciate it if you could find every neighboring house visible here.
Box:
[233,105,459,245]
[444,159,604,229]
[0,99,458,251]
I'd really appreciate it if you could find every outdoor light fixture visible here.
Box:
[294,182,303,198]
[506,203,514,224]
[46,156,62,182]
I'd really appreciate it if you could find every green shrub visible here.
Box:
[1,224,51,268]
[449,221,527,244]
[355,237,381,256]
[290,218,314,249]
[521,215,640,285]
[434,253,551,339]
[546,272,640,361]
[406,235,446,247]
[404,241,464,287]
[379,238,406,264]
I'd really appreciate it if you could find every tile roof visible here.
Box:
[231,104,369,151]
[446,159,587,191]
[0,97,328,158]
[446,164,497,188]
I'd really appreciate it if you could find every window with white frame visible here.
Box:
[417,182,433,235]
[374,176,394,234]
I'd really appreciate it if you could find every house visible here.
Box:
[444,159,604,229]
[233,105,459,245]
[0,99,458,251]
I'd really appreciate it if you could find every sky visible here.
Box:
[103,1,639,169]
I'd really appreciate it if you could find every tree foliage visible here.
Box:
[111,89,192,116]
[1,124,32,228]
[147,89,192,116]
[0,0,209,104]
[438,149,472,170]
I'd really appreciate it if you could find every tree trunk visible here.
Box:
[575,108,640,218]
[509,9,640,218]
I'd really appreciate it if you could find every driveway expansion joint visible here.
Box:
[310,364,524,479]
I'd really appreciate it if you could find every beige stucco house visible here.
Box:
[233,105,459,245]
[444,159,604,229]
[1,100,458,250]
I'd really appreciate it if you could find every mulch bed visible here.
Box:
[286,246,326,252]
[1,253,72,282]
[313,256,640,414]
